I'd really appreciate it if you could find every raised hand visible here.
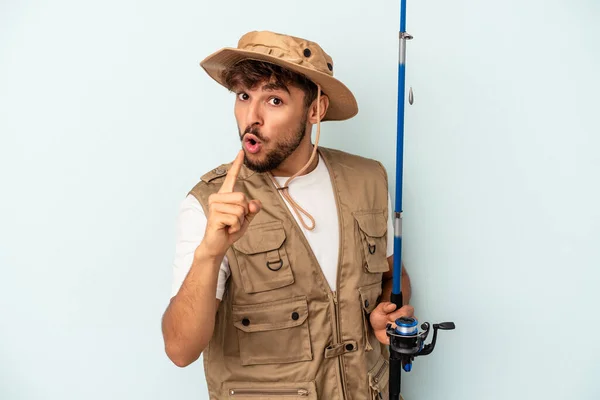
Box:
[198,150,262,259]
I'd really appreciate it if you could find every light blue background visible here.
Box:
[1,0,598,399]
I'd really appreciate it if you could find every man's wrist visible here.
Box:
[194,241,224,266]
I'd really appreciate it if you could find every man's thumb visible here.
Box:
[383,303,397,313]
[247,199,262,222]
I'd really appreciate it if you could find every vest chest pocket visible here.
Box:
[232,220,294,294]
[353,210,390,273]
[232,296,313,366]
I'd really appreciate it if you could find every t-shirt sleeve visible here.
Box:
[171,194,231,300]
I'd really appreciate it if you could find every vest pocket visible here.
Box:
[232,220,294,294]
[232,296,312,366]
[368,354,390,400]
[358,282,383,351]
[224,380,318,399]
[352,211,389,273]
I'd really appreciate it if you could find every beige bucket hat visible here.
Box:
[199,30,358,121]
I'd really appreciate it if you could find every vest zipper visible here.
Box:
[326,150,350,400]
[369,360,387,400]
[229,388,310,397]
[373,360,387,384]
[331,290,349,399]
[264,152,349,399]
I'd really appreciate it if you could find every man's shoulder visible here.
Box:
[199,162,233,184]
[320,147,386,172]
[187,159,258,199]
[194,160,258,185]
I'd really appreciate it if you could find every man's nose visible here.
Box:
[245,101,263,127]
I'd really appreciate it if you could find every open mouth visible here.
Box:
[243,134,262,154]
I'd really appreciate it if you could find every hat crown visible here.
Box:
[237,31,334,77]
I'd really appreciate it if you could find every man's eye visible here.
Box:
[269,97,282,106]
[237,93,249,101]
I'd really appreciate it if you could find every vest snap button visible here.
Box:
[364,299,370,308]
[214,167,225,175]
[291,312,300,321]
[303,48,311,57]
[242,318,250,326]
[345,343,354,351]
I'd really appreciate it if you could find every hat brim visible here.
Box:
[199,48,358,121]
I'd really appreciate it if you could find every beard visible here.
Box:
[240,116,308,173]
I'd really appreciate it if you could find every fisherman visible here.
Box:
[161,30,414,400]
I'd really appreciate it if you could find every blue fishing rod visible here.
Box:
[387,1,455,399]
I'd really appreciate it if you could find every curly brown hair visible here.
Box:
[221,60,321,110]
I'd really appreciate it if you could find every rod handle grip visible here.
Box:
[391,292,403,308]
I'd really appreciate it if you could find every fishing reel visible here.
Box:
[386,317,455,399]
[387,317,455,371]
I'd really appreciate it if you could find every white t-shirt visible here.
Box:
[171,155,394,299]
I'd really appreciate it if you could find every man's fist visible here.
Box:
[369,302,415,345]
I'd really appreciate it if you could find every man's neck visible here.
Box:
[271,143,319,178]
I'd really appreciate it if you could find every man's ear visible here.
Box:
[308,94,330,124]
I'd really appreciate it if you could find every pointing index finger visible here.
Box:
[219,150,244,193]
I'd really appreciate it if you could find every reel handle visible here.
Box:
[417,321,455,356]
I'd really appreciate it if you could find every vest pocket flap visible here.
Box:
[354,210,389,274]
[232,221,286,255]
[352,211,387,238]
[358,282,383,314]
[232,296,309,333]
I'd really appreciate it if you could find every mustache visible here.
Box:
[240,126,268,142]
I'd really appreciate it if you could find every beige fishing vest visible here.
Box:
[189,147,392,400]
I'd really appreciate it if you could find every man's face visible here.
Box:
[234,81,309,173]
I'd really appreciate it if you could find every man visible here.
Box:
[162,30,414,400]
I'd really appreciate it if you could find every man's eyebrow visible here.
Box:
[261,82,290,94]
